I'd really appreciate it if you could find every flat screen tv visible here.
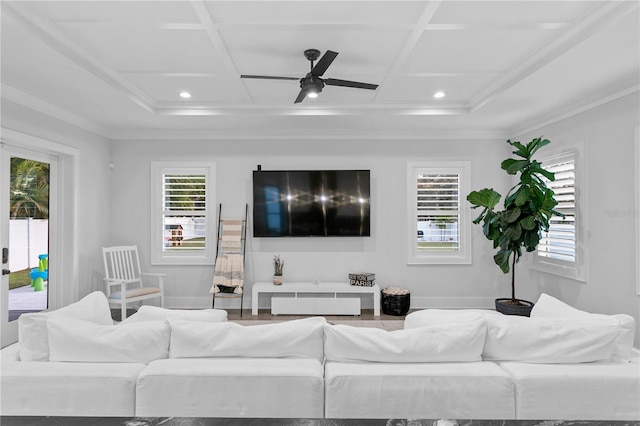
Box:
[253,169,370,237]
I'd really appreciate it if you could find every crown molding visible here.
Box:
[470,0,639,113]
[153,102,470,116]
[509,73,639,137]
[108,127,507,142]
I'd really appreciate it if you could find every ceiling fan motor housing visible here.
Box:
[300,75,325,94]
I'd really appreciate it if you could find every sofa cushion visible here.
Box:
[483,316,619,363]
[136,358,324,418]
[324,360,515,419]
[169,317,325,360]
[404,308,501,329]
[1,355,145,416]
[47,317,170,363]
[324,319,486,363]
[122,305,227,323]
[18,291,113,361]
[531,293,636,362]
[499,360,640,420]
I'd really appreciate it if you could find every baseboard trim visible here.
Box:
[165,296,496,310]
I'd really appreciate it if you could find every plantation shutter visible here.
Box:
[162,173,207,251]
[416,172,460,252]
[538,158,575,262]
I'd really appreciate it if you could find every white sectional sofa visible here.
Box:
[1,292,638,420]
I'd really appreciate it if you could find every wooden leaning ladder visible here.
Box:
[211,203,248,317]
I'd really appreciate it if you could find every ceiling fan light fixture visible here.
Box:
[301,78,324,99]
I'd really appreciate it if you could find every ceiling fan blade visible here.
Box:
[241,75,299,81]
[311,50,338,77]
[294,89,307,104]
[325,78,378,90]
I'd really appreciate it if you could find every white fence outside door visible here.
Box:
[9,218,48,271]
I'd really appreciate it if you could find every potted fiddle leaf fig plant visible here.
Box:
[467,137,563,316]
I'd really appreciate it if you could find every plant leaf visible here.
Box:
[520,216,536,231]
[507,140,529,158]
[524,230,541,251]
[505,207,521,223]
[530,161,555,181]
[527,137,550,158]
[467,188,501,209]
[494,249,512,273]
[501,159,529,175]
[514,188,530,207]
[504,223,522,241]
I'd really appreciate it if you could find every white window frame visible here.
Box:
[151,161,216,265]
[636,126,640,295]
[530,144,587,282]
[406,161,472,264]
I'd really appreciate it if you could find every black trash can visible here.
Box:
[381,287,410,316]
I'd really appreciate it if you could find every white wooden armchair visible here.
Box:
[102,245,165,320]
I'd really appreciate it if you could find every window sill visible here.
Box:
[529,258,587,282]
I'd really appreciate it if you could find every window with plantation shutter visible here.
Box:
[531,148,586,281]
[538,158,575,262]
[407,161,471,264]
[151,162,216,265]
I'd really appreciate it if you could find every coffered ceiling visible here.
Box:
[1,1,638,140]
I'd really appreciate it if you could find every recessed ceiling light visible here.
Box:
[433,91,445,99]
[179,91,191,99]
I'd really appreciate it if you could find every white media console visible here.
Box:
[251,281,380,316]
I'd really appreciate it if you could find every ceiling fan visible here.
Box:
[240,49,379,103]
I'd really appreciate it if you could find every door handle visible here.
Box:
[2,269,10,276]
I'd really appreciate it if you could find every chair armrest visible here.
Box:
[140,273,165,292]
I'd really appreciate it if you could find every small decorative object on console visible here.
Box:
[349,272,375,286]
[381,287,410,316]
[273,255,284,285]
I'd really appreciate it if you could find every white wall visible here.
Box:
[2,100,112,304]
[109,138,512,310]
[516,93,640,345]
[7,90,636,345]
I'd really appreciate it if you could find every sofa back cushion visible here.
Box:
[18,291,113,361]
[47,317,170,363]
[483,316,620,363]
[169,317,326,360]
[531,293,636,362]
[324,319,487,363]
[404,308,502,329]
[121,305,227,323]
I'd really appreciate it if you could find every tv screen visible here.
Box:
[253,170,370,237]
